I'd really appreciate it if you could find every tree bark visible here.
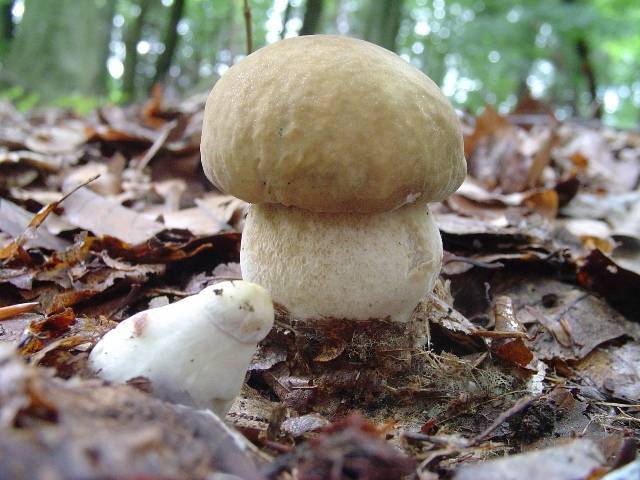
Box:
[563,0,600,118]
[575,37,601,118]
[152,0,186,87]
[280,1,292,39]
[364,0,403,52]
[0,0,13,59]
[5,0,113,99]
[122,0,151,100]
[96,0,116,95]
[381,0,402,52]
[300,0,323,36]
[0,0,13,40]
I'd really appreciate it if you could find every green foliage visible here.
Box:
[0,0,637,127]
[0,85,38,111]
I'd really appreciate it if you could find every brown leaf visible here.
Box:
[495,339,534,368]
[574,342,640,402]
[60,186,164,245]
[0,176,95,260]
[578,249,640,321]
[504,278,640,361]
[0,349,264,479]
[280,413,330,437]
[453,439,605,480]
[0,198,70,253]
[313,342,347,362]
[25,124,87,155]
[266,413,414,480]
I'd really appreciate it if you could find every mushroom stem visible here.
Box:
[240,201,442,322]
[88,281,274,417]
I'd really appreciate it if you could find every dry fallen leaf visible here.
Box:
[453,439,605,480]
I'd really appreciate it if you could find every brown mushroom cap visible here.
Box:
[201,35,466,213]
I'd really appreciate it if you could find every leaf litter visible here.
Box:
[0,93,639,479]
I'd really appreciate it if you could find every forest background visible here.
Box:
[0,0,638,128]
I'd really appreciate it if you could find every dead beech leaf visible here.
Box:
[524,189,559,219]
[30,334,91,366]
[281,413,330,437]
[561,128,640,192]
[93,104,159,143]
[464,106,534,193]
[574,342,640,402]
[0,349,264,479]
[421,293,486,352]
[266,413,415,480]
[570,151,589,170]
[162,205,228,235]
[25,124,87,155]
[453,439,605,480]
[578,249,640,321]
[504,278,640,361]
[525,306,572,348]
[464,105,512,159]
[0,176,96,260]
[0,149,63,171]
[64,158,124,196]
[494,339,534,368]
[0,198,72,251]
[60,187,164,245]
[313,342,346,362]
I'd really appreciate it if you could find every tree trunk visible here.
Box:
[380,0,402,51]
[5,0,113,99]
[363,1,381,42]
[0,0,13,40]
[575,37,600,118]
[562,0,600,118]
[300,0,323,36]
[280,1,292,39]
[96,0,116,95]
[364,0,403,52]
[0,0,13,59]
[152,0,186,87]
[122,0,151,100]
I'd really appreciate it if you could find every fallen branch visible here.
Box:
[0,302,39,321]
[474,395,536,443]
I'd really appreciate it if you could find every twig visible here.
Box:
[0,175,100,261]
[243,0,253,55]
[444,255,504,269]
[136,120,177,171]
[471,329,529,339]
[0,302,39,321]
[474,395,535,443]
[437,389,531,427]
[593,401,640,408]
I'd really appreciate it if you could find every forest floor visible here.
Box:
[0,90,639,479]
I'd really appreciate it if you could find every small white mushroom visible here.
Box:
[88,281,274,417]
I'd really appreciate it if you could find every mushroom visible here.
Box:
[201,35,466,322]
[88,281,274,416]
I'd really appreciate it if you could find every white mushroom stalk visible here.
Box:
[89,281,274,417]
[241,201,442,322]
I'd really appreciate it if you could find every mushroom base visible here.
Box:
[240,201,443,322]
[250,301,431,414]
